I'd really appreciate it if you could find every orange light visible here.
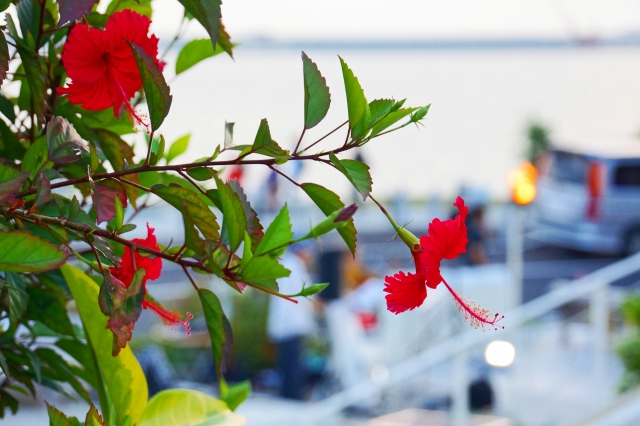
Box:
[508,162,538,205]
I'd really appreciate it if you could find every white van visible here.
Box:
[533,140,640,255]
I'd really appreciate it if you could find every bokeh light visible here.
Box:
[485,340,516,367]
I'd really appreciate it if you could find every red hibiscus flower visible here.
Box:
[110,224,192,333]
[57,10,161,123]
[383,197,503,329]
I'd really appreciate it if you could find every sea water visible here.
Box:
[159,46,640,201]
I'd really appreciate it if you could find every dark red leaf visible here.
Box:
[90,178,128,224]
[58,0,100,26]
[0,164,29,205]
[35,173,51,208]
[100,269,145,356]
[0,32,8,87]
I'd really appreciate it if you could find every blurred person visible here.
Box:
[456,186,491,265]
[317,249,344,303]
[342,249,382,332]
[267,244,315,400]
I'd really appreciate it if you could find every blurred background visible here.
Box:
[9,1,640,425]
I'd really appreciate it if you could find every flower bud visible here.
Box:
[309,204,358,238]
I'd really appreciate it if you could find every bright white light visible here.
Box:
[485,340,515,367]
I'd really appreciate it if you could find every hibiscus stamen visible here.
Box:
[114,78,150,131]
[441,278,504,330]
[143,300,193,335]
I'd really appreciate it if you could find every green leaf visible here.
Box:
[137,389,245,426]
[329,153,373,200]
[220,378,251,412]
[176,0,222,49]
[0,93,16,122]
[186,166,215,181]
[224,121,234,149]
[22,136,48,179]
[227,180,263,251]
[93,129,134,172]
[339,56,369,137]
[129,42,172,131]
[254,204,292,257]
[165,134,190,164]
[368,99,394,126]
[0,163,29,204]
[84,404,105,426]
[0,119,24,160]
[302,52,330,129]
[307,204,358,238]
[105,0,151,17]
[299,282,329,297]
[26,284,75,336]
[61,264,148,425]
[175,39,230,75]
[15,35,45,117]
[107,196,125,233]
[90,178,127,225]
[214,176,247,253]
[390,98,406,112]
[181,199,206,256]
[17,0,41,42]
[152,184,220,240]
[0,0,10,13]
[301,183,357,255]
[370,108,416,138]
[0,231,67,272]
[239,256,289,292]
[0,31,8,86]
[198,289,232,381]
[250,119,290,161]
[47,116,88,164]
[117,224,136,235]
[148,135,165,166]
[46,402,74,426]
[5,272,28,324]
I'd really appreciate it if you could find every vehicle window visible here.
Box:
[548,151,588,184]
[614,165,640,186]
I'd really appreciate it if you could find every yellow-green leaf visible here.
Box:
[137,389,246,426]
[61,264,148,425]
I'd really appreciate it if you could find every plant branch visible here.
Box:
[269,165,301,188]
[181,265,199,291]
[5,208,205,269]
[177,170,207,196]
[296,120,348,155]
[293,127,306,155]
[13,145,356,199]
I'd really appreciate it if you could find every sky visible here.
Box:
[149,0,640,42]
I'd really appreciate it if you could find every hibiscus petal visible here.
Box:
[384,271,427,314]
[58,10,161,116]
[109,224,162,287]
[418,235,444,289]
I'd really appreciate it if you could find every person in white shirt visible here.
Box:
[267,246,315,399]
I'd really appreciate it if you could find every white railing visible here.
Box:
[300,250,640,425]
